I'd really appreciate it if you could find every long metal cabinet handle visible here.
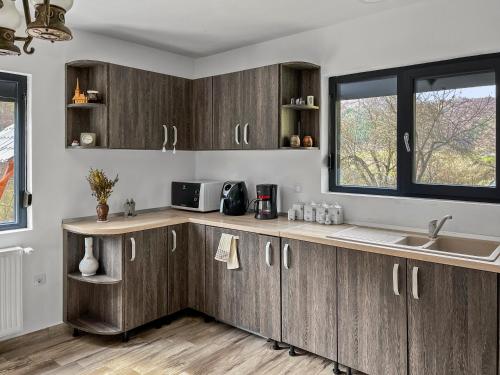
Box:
[393,263,400,296]
[235,124,240,144]
[404,132,411,152]
[243,123,249,145]
[172,125,178,146]
[412,266,419,300]
[283,244,290,270]
[265,241,272,267]
[171,230,177,252]
[162,125,168,152]
[130,237,136,262]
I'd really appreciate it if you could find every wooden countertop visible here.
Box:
[63,209,500,273]
[62,210,299,237]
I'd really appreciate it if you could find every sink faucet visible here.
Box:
[428,215,452,239]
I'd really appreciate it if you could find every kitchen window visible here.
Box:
[329,54,500,202]
[0,72,28,231]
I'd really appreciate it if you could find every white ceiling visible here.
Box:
[67,0,424,58]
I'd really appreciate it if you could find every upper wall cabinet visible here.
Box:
[280,62,321,149]
[66,60,320,151]
[192,77,213,150]
[213,65,280,150]
[65,61,109,148]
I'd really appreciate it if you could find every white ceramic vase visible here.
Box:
[79,237,98,277]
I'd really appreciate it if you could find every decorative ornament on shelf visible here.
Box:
[86,168,119,223]
[79,237,98,277]
[0,0,74,56]
[70,138,79,147]
[72,78,88,104]
[80,132,96,147]
[303,135,313,148]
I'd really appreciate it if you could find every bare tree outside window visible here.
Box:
[336,73,496,190]
[414,74,496,187]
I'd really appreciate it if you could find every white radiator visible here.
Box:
[0,247,33,338]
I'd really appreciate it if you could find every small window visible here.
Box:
[414,72,496,188]
[0,72,28,231]
[334,75,398,190]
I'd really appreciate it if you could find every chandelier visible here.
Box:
[0,0,73,56]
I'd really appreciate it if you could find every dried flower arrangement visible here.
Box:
[86,168,119,205]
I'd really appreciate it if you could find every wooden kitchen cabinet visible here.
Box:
[187,223,206,312]
[213,72,242,150]
[241,65,279,149]
[213,65,279,150]
[281,239,337,360]
[205,226,281,340]
[165,76,192,150]
[191,77,213,150]
[407,260,497,375]
[108,65,163,150]
[124,228,169,331]
[337,248,407,375]
[167,223,189,314]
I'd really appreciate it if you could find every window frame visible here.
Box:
[329,53,500,203]
[0,72,28,231]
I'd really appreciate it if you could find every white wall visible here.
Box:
[0,31,196,338]
[194,0,500,237]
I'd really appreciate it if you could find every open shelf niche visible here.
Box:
[65,60,109,149]
[279,62,321,149]
[63,231,124,335]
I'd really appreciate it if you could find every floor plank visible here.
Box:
[0,316,365,375]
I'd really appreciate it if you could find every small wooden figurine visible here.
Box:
[72,78,88,104]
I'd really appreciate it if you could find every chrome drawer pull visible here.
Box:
[130,237,136,262]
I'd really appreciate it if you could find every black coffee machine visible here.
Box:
[254,184,278,220]
[220,181,249,216]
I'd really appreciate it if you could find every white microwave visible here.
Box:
[171,180,224,212]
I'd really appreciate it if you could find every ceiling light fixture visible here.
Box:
[0,0,73,56]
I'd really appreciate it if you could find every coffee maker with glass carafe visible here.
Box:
[254,184,278,220]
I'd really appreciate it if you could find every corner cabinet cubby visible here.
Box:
[65,60,321,151]
[65,61,109,149]
[63,224,197,339]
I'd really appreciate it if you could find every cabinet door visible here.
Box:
[124,228,168,330]
[187,223,206,313]
[144,72,168,150]
[205,226,281,340]
[242,65,279,149]
[281,239,337,360]
[167,76,192,150]
[167,223,189,314]
[337,248,407,375]
[191,77,213,150]
[407,260,497,375]
[109,65,161,149]
[213,72,242,150]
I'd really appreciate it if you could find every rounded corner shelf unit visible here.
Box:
[67,272,121,285]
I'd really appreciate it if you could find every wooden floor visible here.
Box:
[0,316,364,375]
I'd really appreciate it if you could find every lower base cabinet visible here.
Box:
[337,248,407,375]
[281,239,337,361]
[205,226,281,340]
[124,227,169,331]
[167,223,189,314]
[407,260,498,375]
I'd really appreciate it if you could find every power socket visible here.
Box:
[34,273,46,287]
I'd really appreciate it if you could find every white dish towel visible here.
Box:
[215,233,240,270]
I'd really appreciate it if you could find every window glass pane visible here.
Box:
[337,76,398,189]
[0,79,17,225]
[414,71,496,187]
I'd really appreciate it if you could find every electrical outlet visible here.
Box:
[34,273,46,287]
